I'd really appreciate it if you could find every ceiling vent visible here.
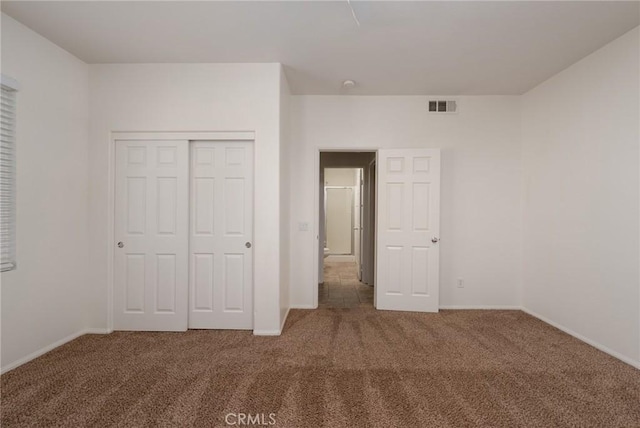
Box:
[428,100,458,114]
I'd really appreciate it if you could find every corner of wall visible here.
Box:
[279,64,292,329]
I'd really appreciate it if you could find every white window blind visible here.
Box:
[1,78,17,272]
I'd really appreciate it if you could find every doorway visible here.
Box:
[314,148,442,313]
[318,152,376,308]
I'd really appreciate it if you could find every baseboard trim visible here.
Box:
[439,305,522,310]
[253,329,282,336]
[85,328,112,334]
[521,307,640,370]
[2,329,84,374]
[290,304,317,309]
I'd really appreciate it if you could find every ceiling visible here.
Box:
[2,1,638,95]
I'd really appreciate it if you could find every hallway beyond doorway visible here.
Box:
[319,261,373,308]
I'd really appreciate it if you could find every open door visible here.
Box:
[376,149,440,312]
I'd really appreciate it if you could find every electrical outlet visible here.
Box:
[457,278,464,288]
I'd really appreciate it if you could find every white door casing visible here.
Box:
[376,149,441,312]
[189,141,254,329]
[114,140,189,331]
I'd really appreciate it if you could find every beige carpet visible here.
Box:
[2,308,640,427]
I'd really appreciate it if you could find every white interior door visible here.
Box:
[326,188,353,254]
[114,140,189,331]
[376,149,440,312]
[189,141,253,330]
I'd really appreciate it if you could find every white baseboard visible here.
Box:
[253,329,282,336]
[290,304,317,309]
[85,328,112,334]
[439,305,522,310]
[2,329,81,374]
[521,307,640,370]
[253,307,291,337]
[1,328,113,374]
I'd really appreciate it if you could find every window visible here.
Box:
[1,75,18,272]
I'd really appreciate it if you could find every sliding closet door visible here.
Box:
[113,140,189,331]
[189,141,254,330]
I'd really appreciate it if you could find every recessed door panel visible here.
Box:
[127,178,146,235]
[387,183,403,231]
[224,254,244,312]
[194,178,215,235]
[157,147,177,167]
[156,254,176,312]
[386,246,403,295]
[157,177,177,235]
[224,178,245,235]
[125,254,145,313]
[412,183,430,231]
[127,146,146,166]
[193,253,214,311]
[411,247,429,296]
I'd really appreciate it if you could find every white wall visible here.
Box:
[325,168,357,186]
[0,14,90,370]
[279,67,291,328]
[88,63,284,334]
[289,96,523,309]
[522,27,640,366]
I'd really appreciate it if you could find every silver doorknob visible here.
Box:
[431,237,439,243]
[245,242,252,248]
[117,241,124,248]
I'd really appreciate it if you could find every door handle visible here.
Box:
[117,241,124,248]
[245,242,252,248]
[431,237,439,243]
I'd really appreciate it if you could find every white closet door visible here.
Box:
[189,141,254,330]
[376,149,441,312]
[114,140,189,331]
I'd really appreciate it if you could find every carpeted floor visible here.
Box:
[2,309,640,427]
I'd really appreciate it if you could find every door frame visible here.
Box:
[313,148,378,309]
[107,131,255,332]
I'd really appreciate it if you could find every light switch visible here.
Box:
[298,222,309,231]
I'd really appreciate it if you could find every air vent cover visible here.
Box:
[428,100,458,114]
